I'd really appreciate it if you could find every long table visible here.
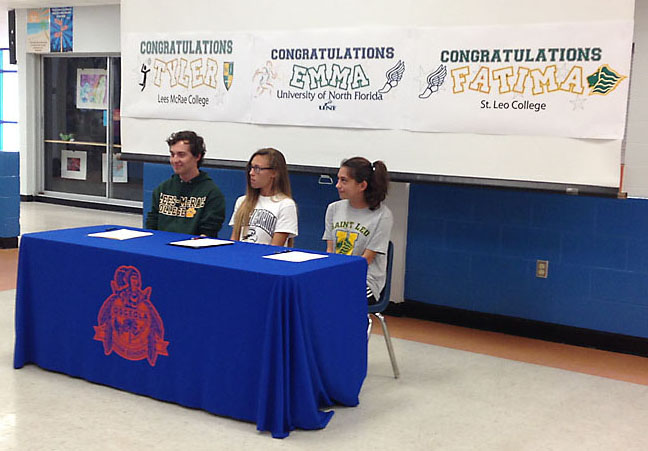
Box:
[13,226,368,438]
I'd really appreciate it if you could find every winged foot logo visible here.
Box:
[94,266,169,367]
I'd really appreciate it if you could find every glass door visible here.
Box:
[42,56,142,204]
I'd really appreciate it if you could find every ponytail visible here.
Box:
[341,157,390,210]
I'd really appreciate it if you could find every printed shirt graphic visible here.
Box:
[335,230,360,255]
[93,266,169,367]
[158,192,206,218]
[229,195,298,245]
[323,200,393,297]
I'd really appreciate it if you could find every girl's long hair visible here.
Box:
[341,157,389,210]
[232,148,293,243]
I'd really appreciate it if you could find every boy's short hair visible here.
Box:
[166,131,206,167]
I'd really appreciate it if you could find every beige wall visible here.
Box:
[623,0,648,198]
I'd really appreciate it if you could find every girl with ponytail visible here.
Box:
[323,157,393,304]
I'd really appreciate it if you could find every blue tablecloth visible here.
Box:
[14,226,368,438]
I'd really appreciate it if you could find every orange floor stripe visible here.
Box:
[0,249,18,291]
[372,315,648,386]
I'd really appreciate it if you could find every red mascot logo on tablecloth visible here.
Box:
[93,266,169,366]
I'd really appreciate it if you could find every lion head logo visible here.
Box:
[93,266,169,366]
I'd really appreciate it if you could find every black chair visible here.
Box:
[368,241,400,378]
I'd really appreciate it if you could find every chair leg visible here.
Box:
[373,312,400,379]
[367,314,373,340]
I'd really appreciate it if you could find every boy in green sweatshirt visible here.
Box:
[146,131,225,237]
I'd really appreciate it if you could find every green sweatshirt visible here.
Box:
[146,171,225,237]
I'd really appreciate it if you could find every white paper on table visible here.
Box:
[263,251,329,262]
[87,229,153,240]
[169,238,234,248]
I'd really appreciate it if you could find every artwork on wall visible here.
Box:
[77,69,108,110]
[102,154,128,183]
[60,150,87,180]
[50,7,73,53]
[26,8,50,53]
[27,7,74,53]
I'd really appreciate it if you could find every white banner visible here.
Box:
[406,22,633,139]
[121,32,254,122]
[249,28,414,130]
[121,21,633,139]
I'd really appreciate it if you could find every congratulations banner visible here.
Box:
[249,29,414,130]
[406,21,633,139]
[121,32,254,122]
[121,21,633,139]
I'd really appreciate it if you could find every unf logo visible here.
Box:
[94,266,169,367]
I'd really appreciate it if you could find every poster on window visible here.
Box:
[27,8,50,53]
[50,7,73,53]
[61,150,87,180]
[102,155,128,183]
[77,69,108,110]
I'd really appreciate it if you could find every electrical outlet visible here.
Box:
[536,260,549,278]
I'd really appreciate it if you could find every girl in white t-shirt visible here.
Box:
[230,148,298,246]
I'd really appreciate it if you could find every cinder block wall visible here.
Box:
[406,184,648,339]
[0,152,20,246]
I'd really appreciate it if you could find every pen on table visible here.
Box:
[191,236,206,240]
[273,249,291,254]
[105,227,118,231]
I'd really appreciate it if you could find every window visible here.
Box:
[42,56,142,203]
[0,47,18,152]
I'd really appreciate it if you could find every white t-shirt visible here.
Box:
[229,195,298,245]
[322,200,393,297]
